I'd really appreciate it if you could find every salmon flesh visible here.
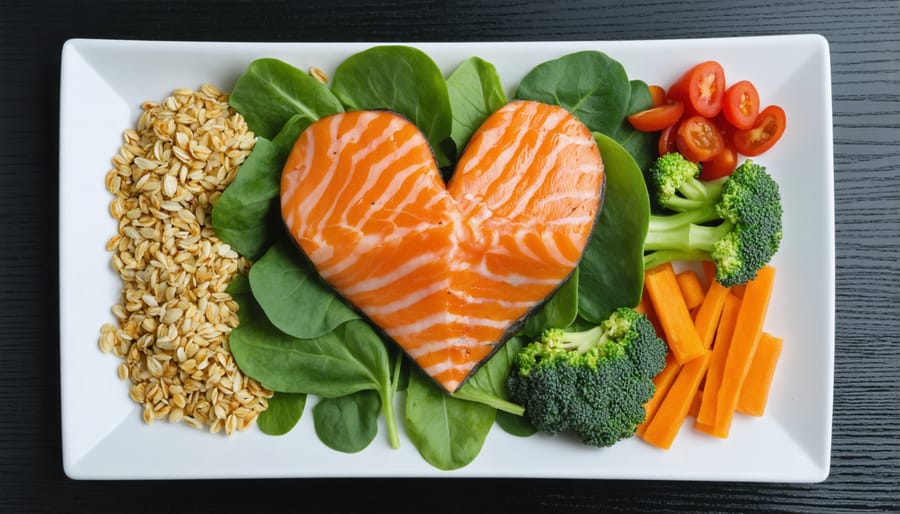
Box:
[281,100,604,393]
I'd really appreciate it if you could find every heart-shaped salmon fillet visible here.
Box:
[281,100,604,392]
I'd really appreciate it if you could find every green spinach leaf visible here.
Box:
[227,273,251,296]
[452,336,526,415]
[228,303,377,397]
[331,46,453,166]
[446,56,507,156]
[611,79,659,174]
[229,58,344,139]
[228,285,399,447]
[313,390,381,453]
[211,114,310,260]
[496,410,538,437]
[577,133,650,323]
[257,392,307,436]
[248,238,359,340]
[514,51,631,136]
[405,370,496,470]
[390,346,410,393]
[519,267,579,338]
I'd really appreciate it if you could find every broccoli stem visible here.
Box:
[688,222,734,250]
[681,176,716,200]
[661,195,714,213]
[646,204,720,233]
[558,325,605,353]
[645,220,733,253]
[644,250,713,271]
[667,176,726,208]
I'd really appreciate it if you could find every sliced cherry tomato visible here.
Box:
[648,85,667,107]
[722,80,760,130]
[698,113,737,178]
[627,100,684,132]
[676,115,724,162]
[667,61,726,118]
[733,105,786,156]
[711,113,737,141]
[700,142,738,180]
[658,124,678,156]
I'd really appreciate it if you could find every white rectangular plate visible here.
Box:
[60,36,834,481]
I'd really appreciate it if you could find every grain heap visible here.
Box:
[99,84,271,435]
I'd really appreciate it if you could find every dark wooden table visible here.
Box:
[2,0,898,512]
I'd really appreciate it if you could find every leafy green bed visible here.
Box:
[212,46,651,470]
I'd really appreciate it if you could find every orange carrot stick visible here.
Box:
[693,280,732,349]
[645,264,705,364]
[736,333,783,416]
[689,389,703,418]
[641,352,711,450]
[676,270,705,310]
[636,353,681,436]
[635,287,663,338]
[695,293,742,435]
[634,288,652,315]
[714,266,777,436]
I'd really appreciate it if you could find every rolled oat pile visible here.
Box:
[99,84,271,435]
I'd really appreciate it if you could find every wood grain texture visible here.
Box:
[1,0,898,512]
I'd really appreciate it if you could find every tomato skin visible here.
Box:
[667,61,726,118]
[722,80,760,130]
[711,113,737,141]
[700,143,738,180]
[627,101,684,132]
[658,124,678,156]
[733,105,786,156]
[648,85,667,107]
[676,116,724,162]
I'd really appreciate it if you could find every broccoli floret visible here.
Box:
[643,158,783,286]
[646,151,725,214]
[506,308,668,448]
